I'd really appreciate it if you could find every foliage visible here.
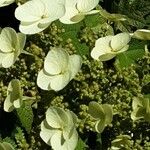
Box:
[0,0,150,150]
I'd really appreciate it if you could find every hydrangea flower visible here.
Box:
[0,27,26,68]
[88,101,113,133]
[3,79,33,112]
[3,79,23,112]
[91,33,131,61]
[132,29,150,40]
[131,97,150,122]
[15,0,65,34]
[37,48,82,91]
[40,107,78,150]
[0,0,14,7]
[0,141,15,150]
[60,0,99,24]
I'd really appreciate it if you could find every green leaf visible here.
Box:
[16,102,33,133]
[115,40,146,68]
[61,31,89,56]
[55,20,83,32]
[75,138,88,150]
[84,14,106,27]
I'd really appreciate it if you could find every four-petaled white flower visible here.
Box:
[0,27,26,68]
[37,48,82,91]
[4,79,36,112]
[4,79,23,112]
[131,97,150,122]
[91,33,131,61]
[60,0,99,24]
[0,0,14,7]
[88,101,113,133]
[40,107,78,150]
[15,0,65,34]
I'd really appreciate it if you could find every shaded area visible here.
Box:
[0,3,19,31]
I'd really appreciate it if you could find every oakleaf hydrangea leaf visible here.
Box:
[16,102,34,133]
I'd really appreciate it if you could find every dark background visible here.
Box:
[0,3,19,31]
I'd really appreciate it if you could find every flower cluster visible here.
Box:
[1,0,150,150]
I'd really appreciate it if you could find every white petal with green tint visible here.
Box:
[0,0,14,7]
[15,0,45,22]
[91,36,113,60]
[17,33,26,52]
[50,130,64,150]
[69,55,82,79]
[132,97,143,110]
[0,52,7,67]
[133,29,150,40]
[60,6,79,24]
[62,128,78,150]
[102,104,113,124]
[43,0,65,22]
[49,72,71,91]
[4,95,14,112]
[50,128,78,150]
[2,53,15,68]
[19,21,45,35]
[95,118,106,133]
[77,0,99,12]
[131,107,145,121]
[46,107,68,128]
[37,69,52,90]
[0,27,17,53]
[44,48,69,75]
[40,120,57,145]
[88,101,105,119]
[13,99,22,108]
[111,33,131,51]
[70,13,85,23]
